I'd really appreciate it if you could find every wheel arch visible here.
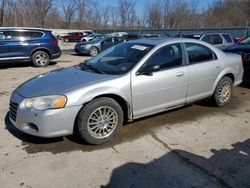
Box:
[73,93,132,134]
[30,47,52,59]
[212,70,235,95]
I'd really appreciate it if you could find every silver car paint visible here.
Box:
[10,38,243,137]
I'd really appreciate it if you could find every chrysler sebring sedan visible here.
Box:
[9,38,243,144]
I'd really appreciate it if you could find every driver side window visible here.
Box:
[142,43,183,71]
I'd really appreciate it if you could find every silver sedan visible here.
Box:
[9,38,244,144]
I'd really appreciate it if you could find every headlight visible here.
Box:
[24,95,67,110]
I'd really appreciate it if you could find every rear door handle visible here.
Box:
[176,72,184,77]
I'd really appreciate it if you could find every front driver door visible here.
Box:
[131,43,188,118]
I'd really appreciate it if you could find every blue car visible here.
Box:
[74,36,124,56]
[224,36,250,83]
[0,28,61,67]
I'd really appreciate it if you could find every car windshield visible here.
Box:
[78,42,155,75]
[240,37,250,44]
[92,36,105,41]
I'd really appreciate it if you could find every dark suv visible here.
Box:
[0,28,61,67]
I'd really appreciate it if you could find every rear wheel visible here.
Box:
[211,77,233,106]
[76,97,124,145]
[89,47,99,57]
[32,51,50,67]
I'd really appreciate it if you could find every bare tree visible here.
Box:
[146,2,162,29]
[110,5,118,29]
[0,0,6,26]
[60,0,77,29]
[118,0,136,28]
[101,6,110,30]
[77,0,85,29]
[32,0,53,28]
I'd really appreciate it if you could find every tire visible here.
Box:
[89,47,99,57]
[76,97,124,145]
[211,77,233,107]
[31,51,50,67]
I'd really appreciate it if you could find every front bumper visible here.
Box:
[9,92,82,138]
[74,46,89,55]
[51,51,61,59]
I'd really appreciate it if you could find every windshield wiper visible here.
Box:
[81,63,103,74]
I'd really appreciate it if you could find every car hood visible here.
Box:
[15,66,116,98]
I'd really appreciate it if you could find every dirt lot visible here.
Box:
[0,53,250,188]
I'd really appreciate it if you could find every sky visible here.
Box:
[98,0,213,17]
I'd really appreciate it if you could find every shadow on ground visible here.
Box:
[0,61,57,69]
[102,139,250,188]
[4,90,247,154]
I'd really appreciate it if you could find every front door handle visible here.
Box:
[176,72,184,77]
[0,42,6,45]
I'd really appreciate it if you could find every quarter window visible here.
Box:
[28,31,43,38]
[185,43,216,64]
[143,43,183,71]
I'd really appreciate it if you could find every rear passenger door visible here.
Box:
[184,42,222,103]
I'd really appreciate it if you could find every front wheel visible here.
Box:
[89,47,99,57]
[76,97,124,145]
[211,77,233,107]
[32,51,50,67]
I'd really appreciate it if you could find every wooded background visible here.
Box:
[0,0,249,30]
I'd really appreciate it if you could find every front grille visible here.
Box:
[9,101,18,121]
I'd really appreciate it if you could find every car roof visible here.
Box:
[128,37,209,46]
[183,32,231,36]
[0,27,50,32]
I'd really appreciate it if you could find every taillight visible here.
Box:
[51,40,58,45]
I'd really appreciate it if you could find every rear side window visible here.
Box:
[185,43,216,64]
[212,34,222,44]
[222,34,233,43]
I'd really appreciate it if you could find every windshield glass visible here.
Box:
[92,36,105,41]
[240,37,250,44]
[79,42,154,75]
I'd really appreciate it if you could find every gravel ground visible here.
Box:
[0,53,250,188]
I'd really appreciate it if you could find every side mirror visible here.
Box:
[136,65,160,76]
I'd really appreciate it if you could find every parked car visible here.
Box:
[182,33,234,49]
[81,33,103,42]
[223,36,250,83]
[9,38,243,144]
[0,28,61,67]
[62,31,93,42]
[75,35,124,56]
[122,34,142,41]
[110,32,128,37]
[142,34,168,38]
